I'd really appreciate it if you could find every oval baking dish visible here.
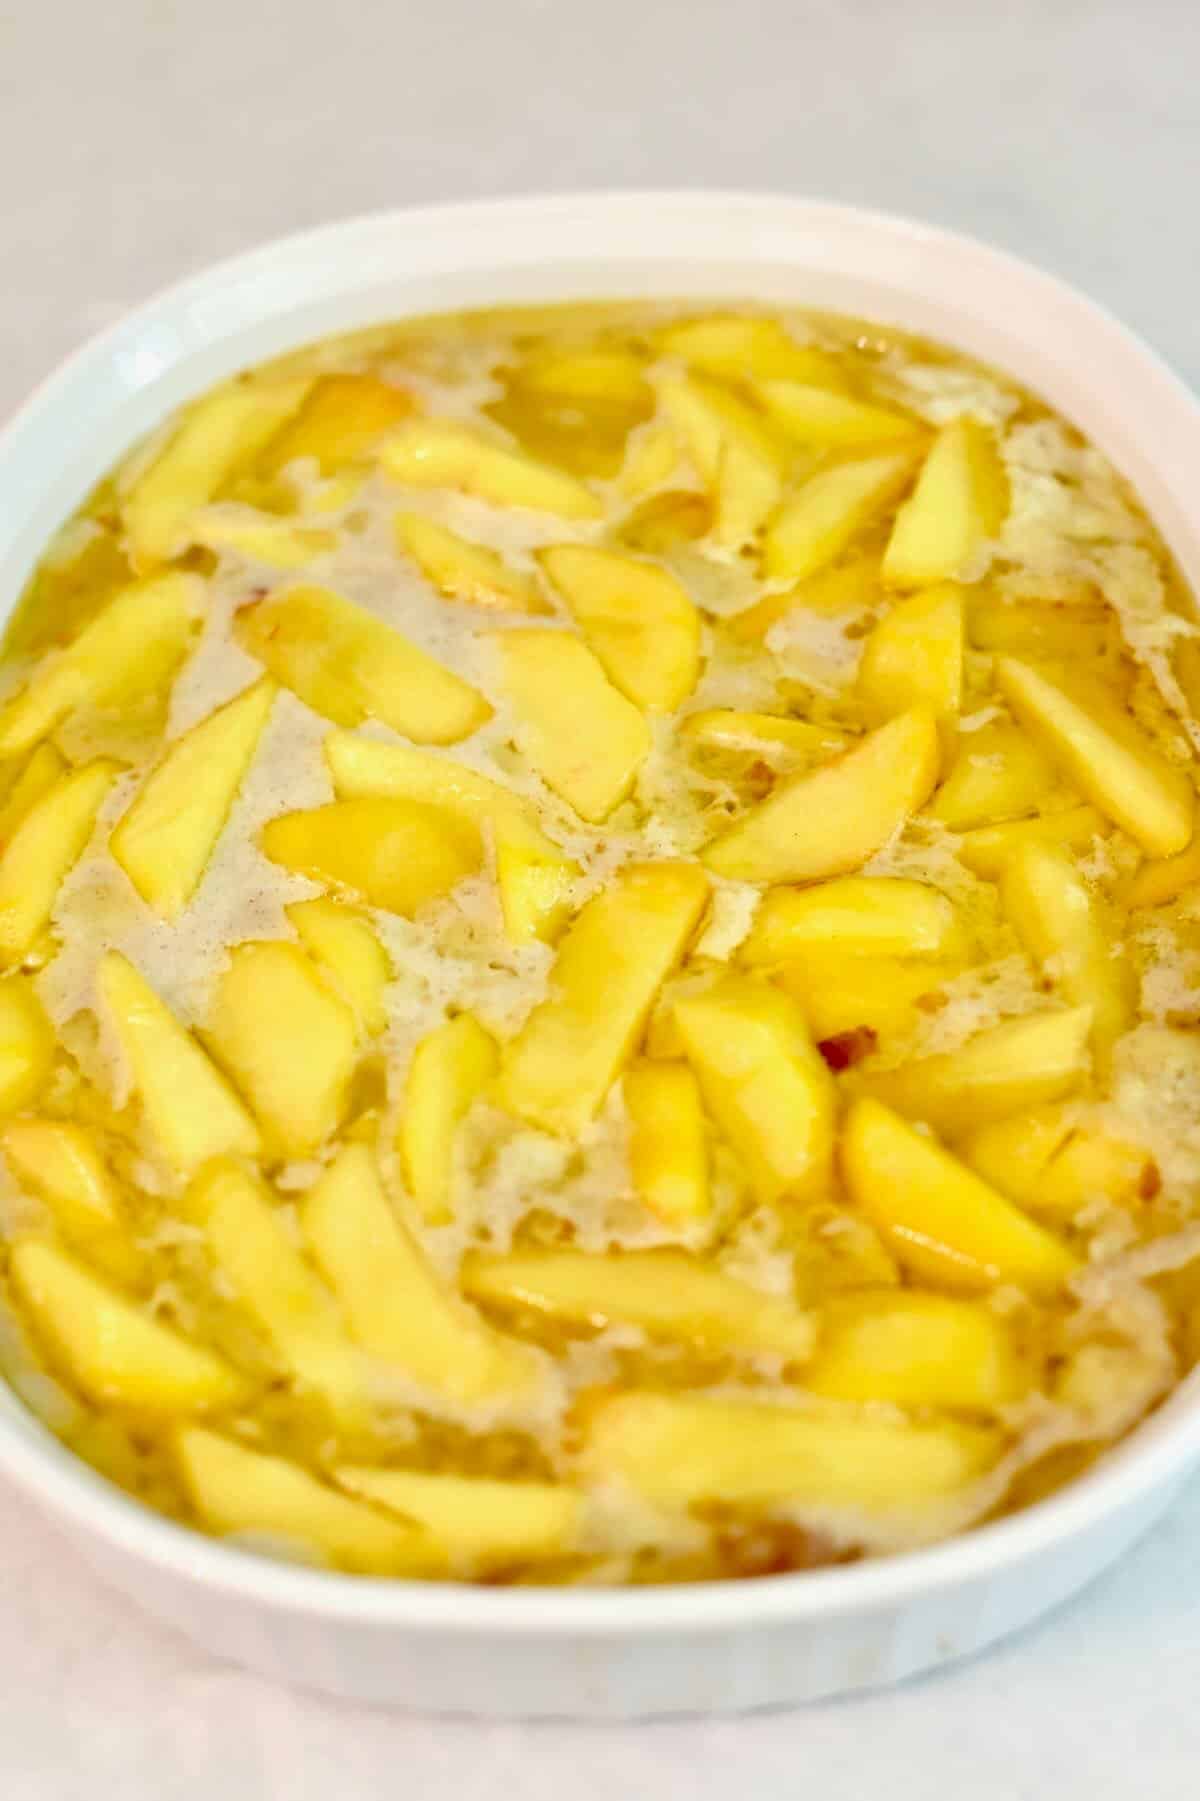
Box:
[1,193,1200,1717]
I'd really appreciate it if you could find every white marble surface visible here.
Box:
[2,0,1200,1791]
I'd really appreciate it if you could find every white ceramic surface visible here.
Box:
[2,192,1200,1720]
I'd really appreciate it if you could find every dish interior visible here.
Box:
[2,298,1200,1589]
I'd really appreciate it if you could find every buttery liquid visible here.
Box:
[0,302,1198,1584]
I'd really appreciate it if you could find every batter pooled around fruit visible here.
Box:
[1,301,1199,1584]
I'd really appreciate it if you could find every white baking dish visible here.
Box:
[2,192,1199,1719]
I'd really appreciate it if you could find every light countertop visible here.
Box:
[2,0,1199,1792]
